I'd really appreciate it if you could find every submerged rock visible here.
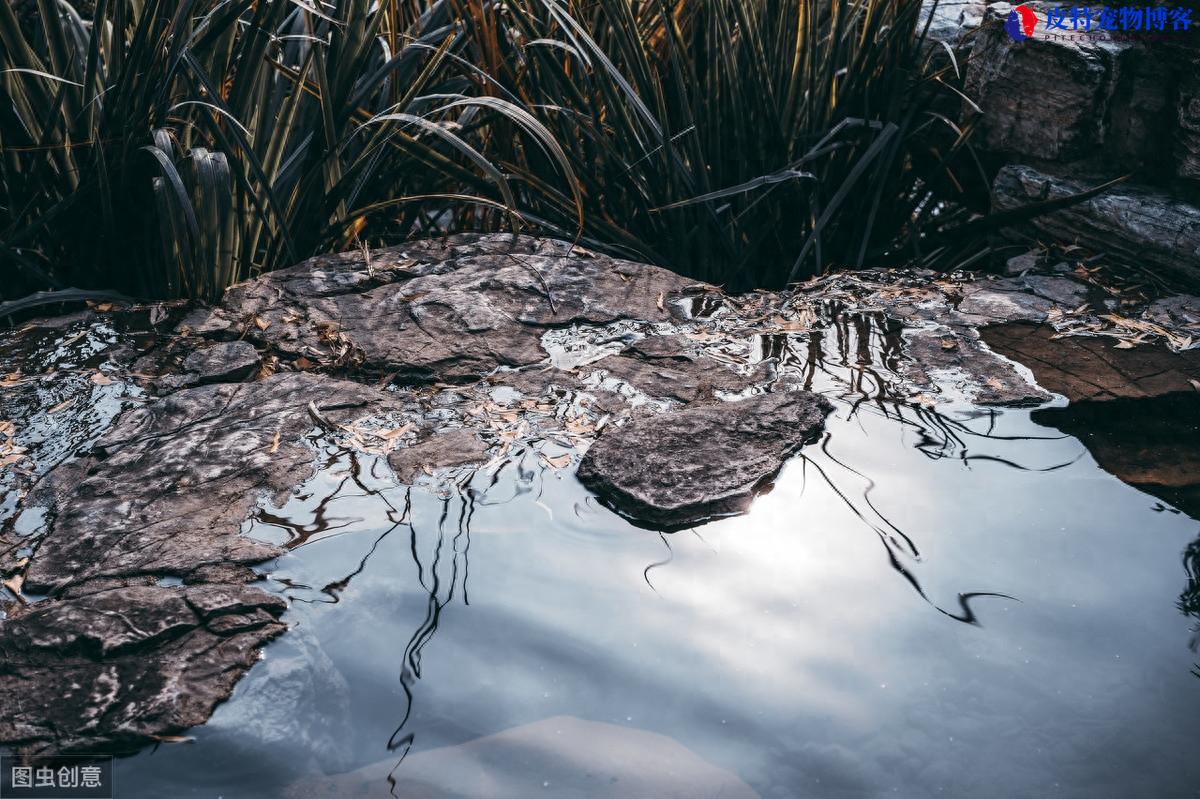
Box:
[577,391,832,529]
[0,584,286,753]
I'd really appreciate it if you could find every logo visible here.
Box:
[1006,4,1038,39]
[1004,4,1193,41]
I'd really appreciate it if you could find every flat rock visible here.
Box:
[182,340,261,384]
[901,326,1051,406]
[24,372,399,594]
[0,584,286,753]
[388,429,490,482]
[584,354,752,404]
[576,391,832,529]
[189,234,699,383]
[981,322,1200,402]
[957,282,1057,323]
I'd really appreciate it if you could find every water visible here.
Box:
[110,393,1200,798]
[5,303,1199,797]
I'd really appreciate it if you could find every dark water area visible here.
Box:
[110,392,1200,797]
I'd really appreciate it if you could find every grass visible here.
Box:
[1,0,987,301]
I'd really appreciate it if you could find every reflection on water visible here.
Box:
[107,311,1200,799]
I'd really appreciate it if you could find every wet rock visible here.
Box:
[957,281,1057,323]
[577,391,832,529]
[981,322,1200,402]
[188,234,698,383]
[584,355,752,405]
[24,372,400,594]
[288,716,760,799]
[0,584,286,753]
[182,340,261,384]
[213,625,354,774]
[388,429,490,482]
[902,326,1051,406]
[991,164,1200,288]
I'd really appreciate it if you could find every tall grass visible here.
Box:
[461,0,987,288]
[2,0,984,300]
[1,0,569,300]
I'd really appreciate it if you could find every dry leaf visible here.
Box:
[3,573,24,596]
[294,356,316,371]
[253,316,271,331]
[542,453,572,469]
[269,431,281,454]
[91,371,114,385]
[47,398,75,414]
[656,291,665,311]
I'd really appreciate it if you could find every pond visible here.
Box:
[102,333,1200,798]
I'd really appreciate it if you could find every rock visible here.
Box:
[24,372,399,594]
[1143,294,1200,329]
[287,716,761,799]
[919,0,985,49]
[188,234,700,383]
[583,354,752,405]
[956,281,1057,323]
[991,164,1200,288]
[576,391,832,529]
[963,16,1170,170]
[1019,275,1088,307]
[964,22,1113,161]
[1004,252,1039,276]
[1175,49,1200,180]
[387,429,490,482]
[981,322,1200,401]
[182,340,261,384]
[901,326,1051,406]
[0,584,286,753]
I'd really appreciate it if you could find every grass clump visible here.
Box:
[2,0,984,300]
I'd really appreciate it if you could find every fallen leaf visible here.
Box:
[656,292,665,311]
[91,371,114,385]
[542,453,572,469]
[294,356,316,371]
[3,573,24,596]
[253,316,271,331]
[269,431,281,454]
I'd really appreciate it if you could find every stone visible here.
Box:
[287,716,760,799]
[1142,295,1200,329]
[0,584,286,754]
[964,22,1113,161]
[1004,252,1039,276]
[576,391,832,529]
[1019,275,1088,307]
[583,354,753,405]
[991,164,1200,288]
[188,234,699,383]
[24,372,400,594]
[981,322,1200,401]
[956,281,1057,323]
[181,340,261,384]
[387,429,491,482]
[901,326,1051,406]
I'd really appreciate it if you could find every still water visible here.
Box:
[111,386,1200,797]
